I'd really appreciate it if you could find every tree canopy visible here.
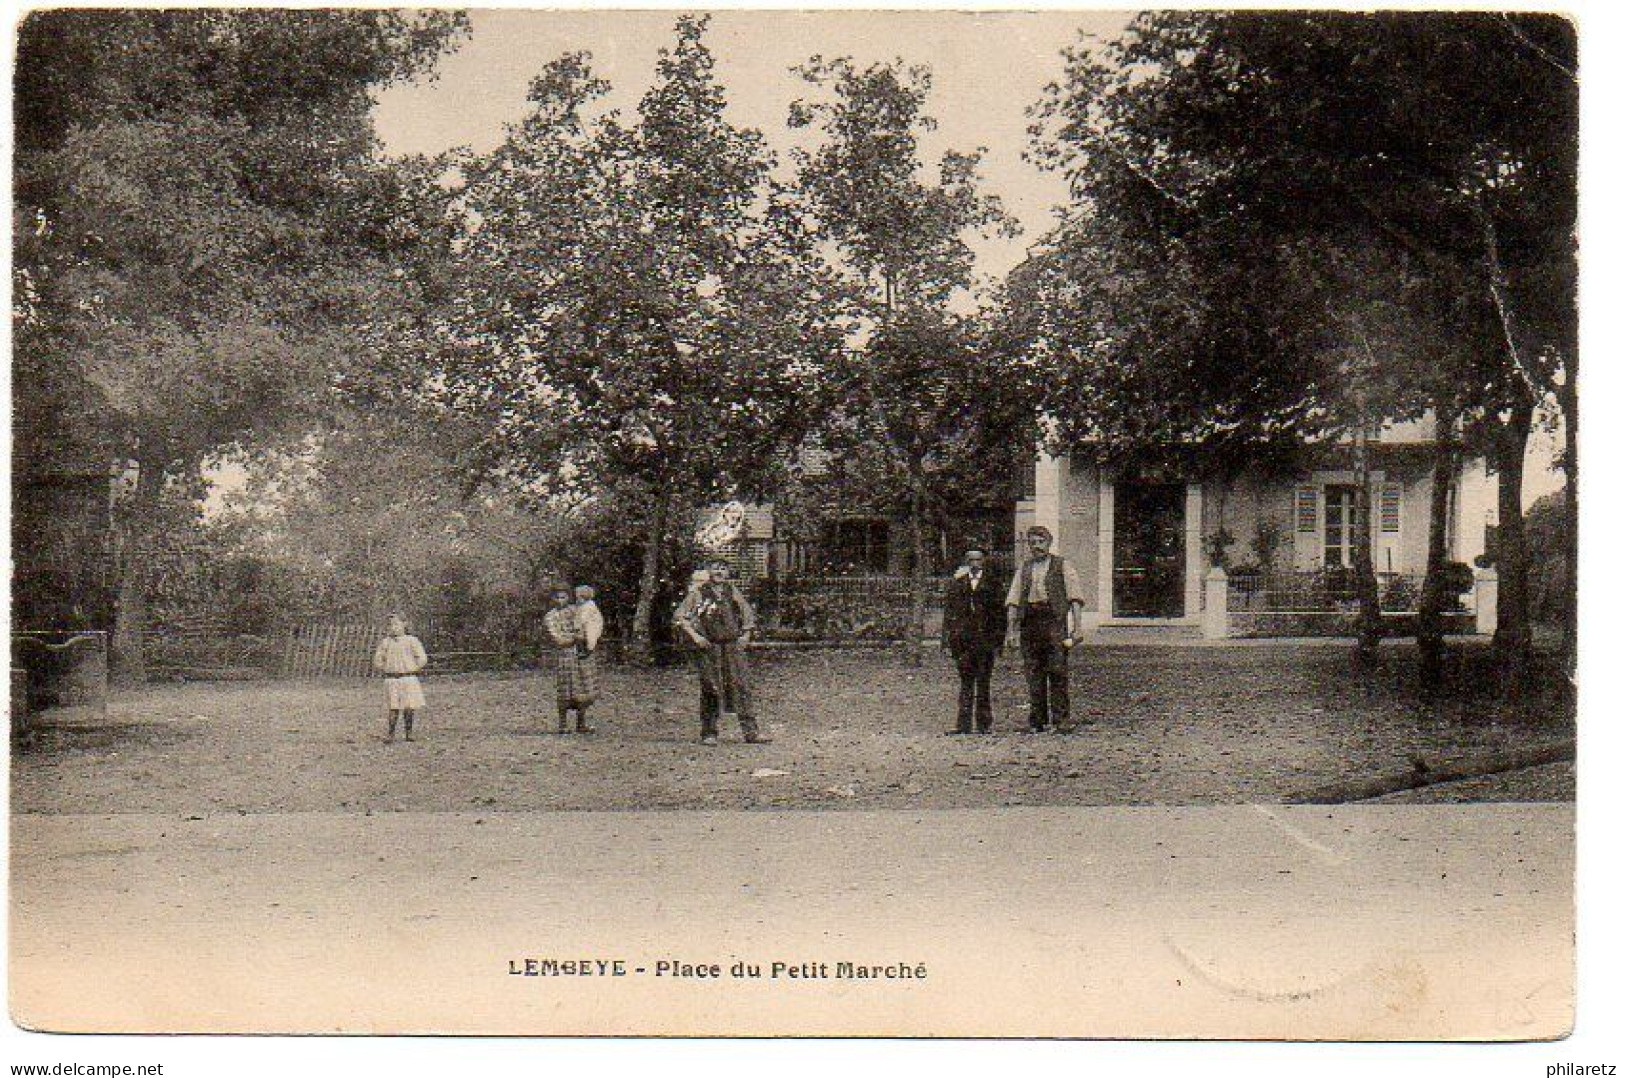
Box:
[1026,11,1575,440]
[13,9,468,678]
[445,17,845,656]
[1023,11,1576,670]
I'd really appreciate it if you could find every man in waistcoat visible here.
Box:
[1005,526,1085,732]
[941,548,1005,734]
[675,559,772,747]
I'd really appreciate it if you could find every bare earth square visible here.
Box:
[12,644,1576,815]
[9,644,1576,1036]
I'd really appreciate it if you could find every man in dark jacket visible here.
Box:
[941,548,1005,734]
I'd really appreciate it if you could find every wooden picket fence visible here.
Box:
[276,622,517,678]
[280,623,378,678]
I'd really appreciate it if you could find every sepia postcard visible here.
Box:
[7,6,1585,1044]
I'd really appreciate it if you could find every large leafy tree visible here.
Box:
[789,57,1029,655]
[13,9,468,681]
[447,18,843,660]
[1028,11,1576,678]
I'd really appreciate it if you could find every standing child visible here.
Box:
[372,613,428,743]
[543,586,597,734]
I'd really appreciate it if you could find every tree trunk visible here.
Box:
[628,490,669,665]
[1416,407,1458,689]
[1492,400,1537,683]
[1558,374,1578,676]
[1478,206,1544,684]
[109,459,162,686]
[1351,422,1383,662]
[906,485,928,667]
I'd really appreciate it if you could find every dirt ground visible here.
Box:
[13,643,1575,814]
[1372,761,1575,802]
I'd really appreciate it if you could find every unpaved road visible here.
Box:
[12,647,1575,813]
[11,648,1574,1038]
[11,804,1572,1039]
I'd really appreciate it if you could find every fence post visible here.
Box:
[1473,568,1499,636]
[1202,567,1230,640]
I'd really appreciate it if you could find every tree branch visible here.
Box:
[1496,15,1578,85]
[1476,199,1546,403]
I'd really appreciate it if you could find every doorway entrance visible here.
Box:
[1112,481,1187,618]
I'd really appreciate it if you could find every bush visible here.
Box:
[1442,561,1474,609]
[1381,574,1417,612]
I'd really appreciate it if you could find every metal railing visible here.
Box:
[746,574,957,642]
[1226,569,1450,614]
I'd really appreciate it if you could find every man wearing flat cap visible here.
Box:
[1005,526,1085,732]
[675,558,771,747]
[941,548,1005,734]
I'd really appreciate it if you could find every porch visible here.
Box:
[1015,451,1498,640]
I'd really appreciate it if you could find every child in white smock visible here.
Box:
[372,613,428,743]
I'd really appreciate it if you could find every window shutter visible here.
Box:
[1444,482,1458,558]
[1295,487,1318,533]
[1380,484,1402,534]
[1292,486,1321,569]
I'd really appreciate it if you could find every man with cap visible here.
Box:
[674,558,772,746]
[1004,526,1085,732]
[941,548,1005,734]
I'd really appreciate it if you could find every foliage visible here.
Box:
[150,410,694,660]
[14,9,469,476]
[815,311,1042,534]
[1001,203,1335,479]
[787,54,1033,656]
[449,18,839,504]
[1017,13,1563,471]
[747,577,926,642]
[12,9,469,678]
[1250,520,1286,573]
[445,18,844,656]
[1204,527,1236,569]
[213,412,561,610]
[1027,9,1576,441]
[1024,11,1575,672]
[1029,11,1575,391]
[788,57,1019,314]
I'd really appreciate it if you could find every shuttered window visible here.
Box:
[1295,487,1318,533]
[1380,484,1402,534]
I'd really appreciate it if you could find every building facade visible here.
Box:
[1013,418,1498,634]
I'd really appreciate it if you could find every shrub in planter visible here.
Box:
[1442,561,1474,610]
[1381,574,1418,612]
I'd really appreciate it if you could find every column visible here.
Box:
[1033,451,1064,542]
[1097,473,1115,621]
[1202,568,1231,640]
[1184,482,1204,621]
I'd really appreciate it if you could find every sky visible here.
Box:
[371,9,1132,285]
[369,9,1563,503]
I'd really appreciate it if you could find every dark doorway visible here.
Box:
[1112,481,1186,618]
